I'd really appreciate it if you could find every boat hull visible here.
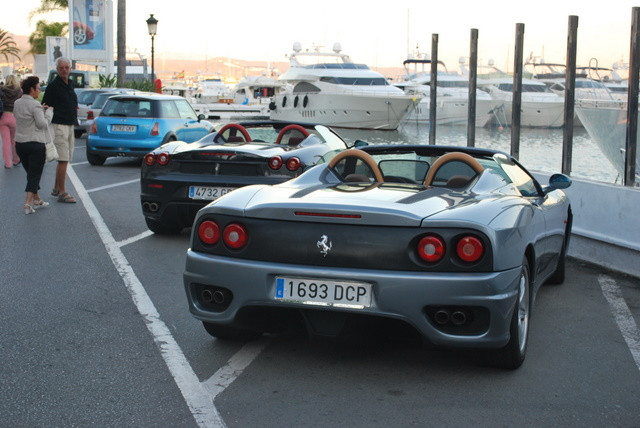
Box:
[575,100,639,179]
[269,93,416,130]
[403,97,499,127]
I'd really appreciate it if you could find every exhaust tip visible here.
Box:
[434,309,450,325]
[451,310,467,326]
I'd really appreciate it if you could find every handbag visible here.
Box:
[45,126,58,162]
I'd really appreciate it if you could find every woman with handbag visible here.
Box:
[14,76,53,214]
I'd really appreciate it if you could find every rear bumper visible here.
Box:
[88,136,164,157]
[140,175,291,227]
[183,251,522,348]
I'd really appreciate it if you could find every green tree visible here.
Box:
[0,29,21,63]
[28,20,68,55]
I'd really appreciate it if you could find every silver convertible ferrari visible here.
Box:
[183,145,572,369]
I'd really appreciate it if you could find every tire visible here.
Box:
[202,321,262,341]
[74,129,84,139]
[86,149,107,166]
[145,217,182,235]
[490,258,531,370]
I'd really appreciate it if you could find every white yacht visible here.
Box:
[525,60,616,102]
[268,42,416,130]
[575,99,639,181]
[468,60,565,128]
[193,77,229,104]
[193,74,285,121]
[395,55,499,127]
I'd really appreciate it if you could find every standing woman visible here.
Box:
[14,76,53,214]
[0,75,23,168]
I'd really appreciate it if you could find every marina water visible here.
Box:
[210,121,620,184]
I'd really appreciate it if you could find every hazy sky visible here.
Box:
[2,0,637,73]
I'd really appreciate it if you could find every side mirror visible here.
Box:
[543,173,571,194]
[197,114,206,122]
[353,139,369,148]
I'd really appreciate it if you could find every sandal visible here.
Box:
[24,204,36,214]
[57,192,77,203]
[51,189,60,197]
[33,199,50,209]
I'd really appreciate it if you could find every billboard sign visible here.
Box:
[46,37,69,71]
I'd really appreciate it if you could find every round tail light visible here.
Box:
[269,156,283,170]
[456,236,484,262]
[223,223,248,249]
[144,153,156,166]
[157,152,170,166]
[198,220,220,245]
[286,157,301,171]
[417,235,445,263]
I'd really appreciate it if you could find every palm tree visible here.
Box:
[28,20,68,55]
[0,29,21,63]
[28,0,68,23]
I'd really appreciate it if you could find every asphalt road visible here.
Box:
[1,138,639,427]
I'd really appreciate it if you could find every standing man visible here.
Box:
[42,57,77,203]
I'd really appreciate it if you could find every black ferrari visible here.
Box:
[140,121,349,234]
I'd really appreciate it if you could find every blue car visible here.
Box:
[87,93,214,165]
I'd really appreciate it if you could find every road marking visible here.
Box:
[87,178,140,193]
[71,161,89,166]
[67,165,227,428]
[203,338,270,398]
[599,275,640,372]
[117,230,154,248]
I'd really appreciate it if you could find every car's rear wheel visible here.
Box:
[74,129,84,139]
[489,258,530,370]
[145,217,182,235]
[202,321,262,341]
[86,148,107,166]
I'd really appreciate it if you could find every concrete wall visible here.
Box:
[534,173,640,278]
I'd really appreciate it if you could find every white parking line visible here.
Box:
[87,178,140,193]
[117,230,154,248]
[71,161,89,166]
[67,165,227,428]
[203,338,270,398]
[599,275,640,372]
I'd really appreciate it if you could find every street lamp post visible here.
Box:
[146,14,158,82]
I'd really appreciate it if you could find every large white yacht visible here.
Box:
[394,54,499,127]
[575,99,639,181]
[193,77,229,104]
[192,74,285,121]
[268,42,416,130]
[466,60,565,128]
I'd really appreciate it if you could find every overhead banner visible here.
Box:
[71,0,105,50]
[46,36,69,71]
[68,0,113,74]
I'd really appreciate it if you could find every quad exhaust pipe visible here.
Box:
[433,308,469,326]
[201,289,226,305]
[142,201,159,212]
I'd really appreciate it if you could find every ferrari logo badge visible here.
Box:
[317,235,332,257]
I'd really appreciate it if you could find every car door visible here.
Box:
[175,99,210,142]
